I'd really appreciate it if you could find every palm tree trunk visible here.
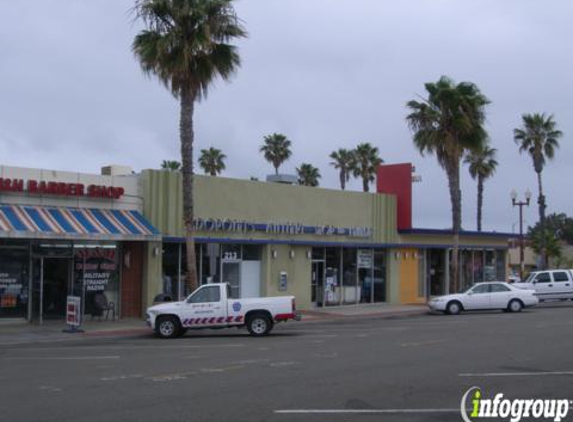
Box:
[180,87,199,294]
[447,160,462,293]
[340,170,346,190]
[362,173,369,192]
[477,176,483,232]
[537,171,547,269]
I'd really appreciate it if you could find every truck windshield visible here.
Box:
[523,273,536,283]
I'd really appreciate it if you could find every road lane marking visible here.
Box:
[101,374,145,381]
[39,385,62,392]
[401,339,447,347]
[269,361,297,368]
[3,356,120,361]
[459,371,573,377]
[149,365,245,382]
[313,352,338,358]
[274,408,461,414]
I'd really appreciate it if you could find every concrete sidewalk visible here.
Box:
[0,318,150,345]
[0,303,428,345]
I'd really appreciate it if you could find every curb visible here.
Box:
[0,310,431,344]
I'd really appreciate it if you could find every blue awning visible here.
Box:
[0,204,160,241]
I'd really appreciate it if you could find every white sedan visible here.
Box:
[428,282,538,315]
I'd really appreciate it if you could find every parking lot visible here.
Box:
[1,302,573,422]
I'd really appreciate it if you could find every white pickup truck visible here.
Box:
[146,283,300,338]
[514,269,573,301]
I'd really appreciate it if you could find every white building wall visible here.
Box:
[0,165,142,211]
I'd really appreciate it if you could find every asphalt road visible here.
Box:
[2,303,573,422]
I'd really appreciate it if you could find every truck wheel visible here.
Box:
[156,316,181,339]
[247,314,273,336]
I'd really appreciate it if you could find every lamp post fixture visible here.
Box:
[511,188,532,281]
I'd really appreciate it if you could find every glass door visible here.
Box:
[42,258,71,320]
[30,257,73,323]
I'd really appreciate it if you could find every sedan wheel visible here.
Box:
[508,299,523,313]
[446,301,461,315]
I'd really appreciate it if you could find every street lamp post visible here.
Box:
[511,189,532,281]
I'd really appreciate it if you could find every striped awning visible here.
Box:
[0,205,160,241]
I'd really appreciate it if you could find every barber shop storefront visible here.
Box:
[0,240,121,322]
[0,166,160,322]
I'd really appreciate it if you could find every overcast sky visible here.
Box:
[1,0,571,232]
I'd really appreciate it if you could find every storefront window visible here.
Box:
[372,250,386,302]
[74,245,119,319]
[312,247,325,260]
[357,249,373,303]
[484,250,497,281]
[202,243,220,285]
[162,243,180,300]
[163,242,264,300]
[496,250,506,280]
[222,243,241,261]
[0,247,29,318]
[325,248,341,306]
[242,245,261,261]
[342,248,357,304]
[461,250,474,291]
[472,250,484,284]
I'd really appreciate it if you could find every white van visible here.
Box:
[514,270,573,301]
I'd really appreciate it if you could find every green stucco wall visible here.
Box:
[261,244,313,309]
[141,170,397,245]
[142,241,163,312]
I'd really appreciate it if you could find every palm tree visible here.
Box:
[352,143,382,193]
[296,163,321,187]
[199,147,226,176]
[514,113,563,269]
[133,0,247,292]
[329,148,355,190]
[464,144,498,232]
[161,160,181,171]
[406,76,489,293]
[260,133,292,175]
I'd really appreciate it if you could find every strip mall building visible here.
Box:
[0,163,511,322]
